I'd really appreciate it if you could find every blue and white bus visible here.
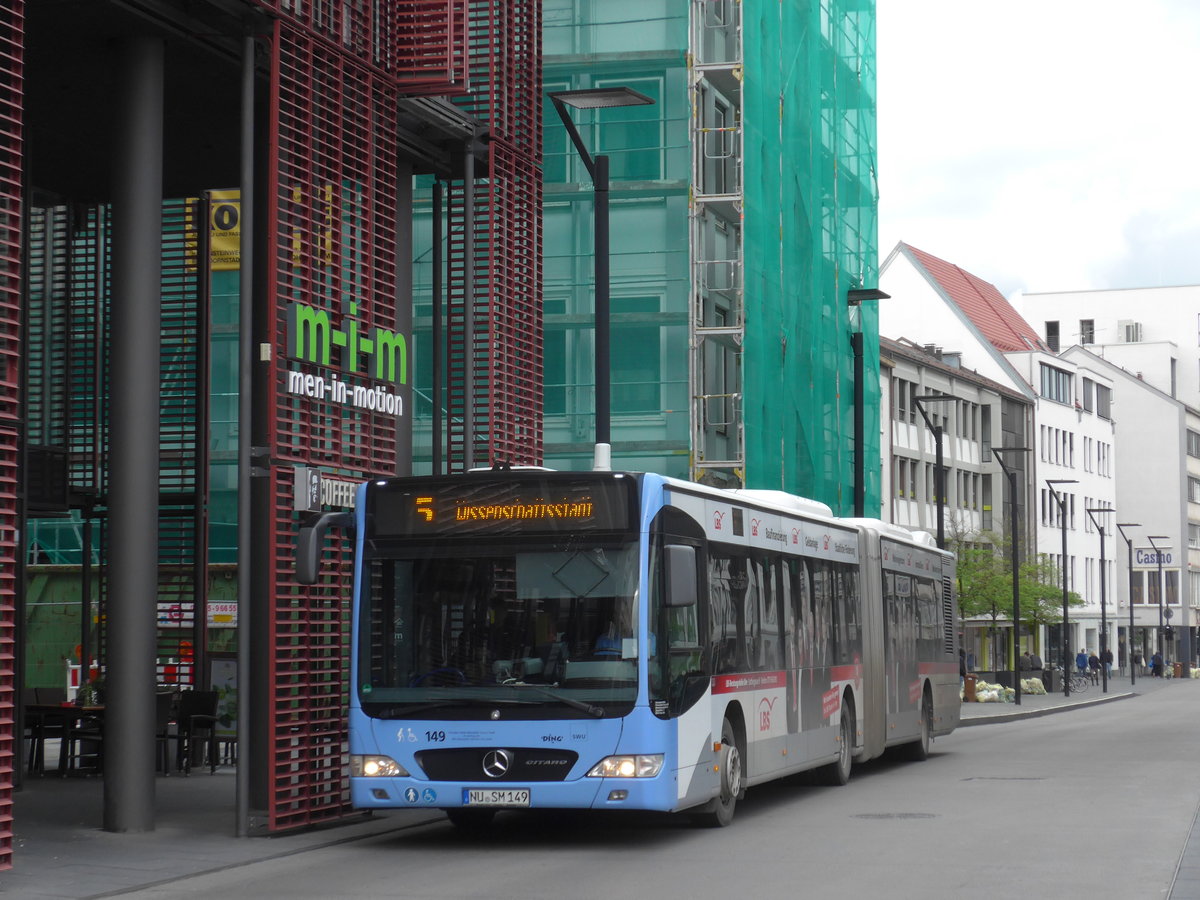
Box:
[298,468,960,828]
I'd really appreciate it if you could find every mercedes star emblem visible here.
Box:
[482,749,512,779]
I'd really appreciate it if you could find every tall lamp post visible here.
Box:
[1147,534,1171,669]
[992,446,1030,705]
[913,394,956,549]
[1046,479,1078,696]
[1086,506,1114,693]
[1117,523,1141,684]
[548,87,656,462]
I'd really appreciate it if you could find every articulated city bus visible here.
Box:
[298,468,960,828]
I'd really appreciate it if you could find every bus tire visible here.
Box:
[818,696,854,786]
[445,808,496,831]
[692,718,741,827]
[905,689,932,761]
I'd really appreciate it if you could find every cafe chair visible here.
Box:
[155,690,177,775]
[60,712,104,776]
[171,689,219,775]
[23,687,70,775]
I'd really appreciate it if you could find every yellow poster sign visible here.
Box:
[209,189,241,270]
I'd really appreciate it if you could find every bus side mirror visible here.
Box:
[665,544,697,607]
[297,511,356,585]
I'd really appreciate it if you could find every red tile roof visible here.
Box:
[901,243,1048,353]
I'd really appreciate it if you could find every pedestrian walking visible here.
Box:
[1101,647,1113,678]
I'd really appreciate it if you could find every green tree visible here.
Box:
[951,530,1082,671]
[1020,551,1084,635]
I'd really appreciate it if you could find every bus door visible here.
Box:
[857,536,886,759]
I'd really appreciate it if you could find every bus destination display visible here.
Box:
[369,475,637,538]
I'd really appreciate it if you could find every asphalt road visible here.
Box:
[116,684,1200,899]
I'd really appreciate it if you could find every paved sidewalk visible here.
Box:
[958,669,1179,725]
[7,772,441,899]
[6,674,1191,899]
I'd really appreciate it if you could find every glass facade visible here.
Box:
[414,1,882,512]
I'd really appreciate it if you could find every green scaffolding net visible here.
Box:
[741,0,880,511]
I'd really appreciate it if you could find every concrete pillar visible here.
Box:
[103,34,164,833]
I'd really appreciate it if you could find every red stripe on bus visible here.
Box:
[712,671,787,693]
[918,661,958,676]
[830,664,862,681]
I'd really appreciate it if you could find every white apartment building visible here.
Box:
[1015,286,1199,671]
[1004,348,1118,668]
[880,244,1120,670]
[882,337,1028,539]
[1014,285,1200,404]
[1057,345,1191,670]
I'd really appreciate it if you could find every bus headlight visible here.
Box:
[586,755,664,778]
[351,755,410,777]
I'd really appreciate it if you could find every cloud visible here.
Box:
[878,0,1200,294]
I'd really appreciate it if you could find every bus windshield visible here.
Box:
[358,542,642,718]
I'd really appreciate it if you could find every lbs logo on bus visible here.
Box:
[757,696,777,732]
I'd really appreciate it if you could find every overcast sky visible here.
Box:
[876,0,1200,298]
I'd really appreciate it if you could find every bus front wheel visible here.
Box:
[693,718,741,827]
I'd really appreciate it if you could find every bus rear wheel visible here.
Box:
[905,692,932,761]
[693,718,741,827]
[818,699,853,786]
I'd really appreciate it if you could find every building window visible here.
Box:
[1082,378,1094,412]
[1131,570,1145,605]
[1189,476,1200,504]
[1040,363,1072,404]
[612,296,662,412]
[543,298,568,416]
[1188,430,1200,459]
[1080,319,1094,344]
[595,75,664,181]
[1095,384,1112,420]
[1045,320,1060,352]
[1189,523,1200,549]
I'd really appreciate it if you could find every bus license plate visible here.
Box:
[463,788,531,807]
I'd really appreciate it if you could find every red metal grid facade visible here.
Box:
[262,0,540,829]
[0,0,22,873]
[446,0,542,469]
[265,17,401,831]
[252,0,470,94]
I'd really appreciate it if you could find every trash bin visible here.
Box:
[1174,662,1182,679]
[963,673,977,702]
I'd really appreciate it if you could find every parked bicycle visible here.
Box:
[1049,665,1090,694]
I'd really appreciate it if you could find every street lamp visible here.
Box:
[1116,523,1141,685]
[1046,479,1078,696]
[1147,534,1171,671]
[991,446,1029,705]
[1086,506,1114,693]
[548,87,656,462]
[912,394,956,549]
[848,288,889,517]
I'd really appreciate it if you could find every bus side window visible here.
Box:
[759,559,781,670]
[744,558,762,669]
[708,553,742,674]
